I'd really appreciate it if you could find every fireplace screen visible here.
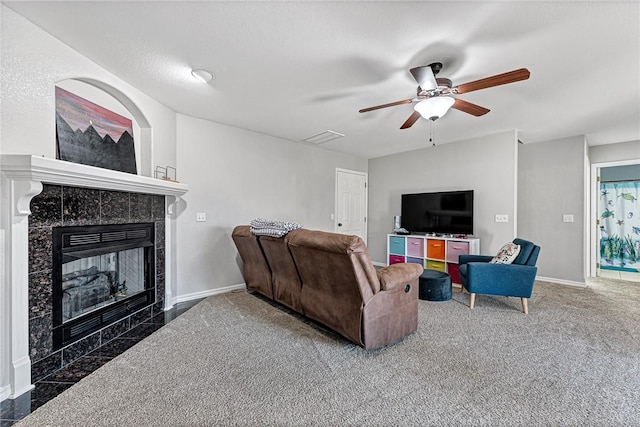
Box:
[52,223,155,348]
[62,247,146,322]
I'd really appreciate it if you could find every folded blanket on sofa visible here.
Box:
[250,218,302,238]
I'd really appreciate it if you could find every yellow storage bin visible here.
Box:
[426,260,446,272]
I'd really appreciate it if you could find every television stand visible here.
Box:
[387,234,480,286]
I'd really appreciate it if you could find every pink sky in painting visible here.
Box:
[55,86,133,141]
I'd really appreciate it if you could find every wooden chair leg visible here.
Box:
[521,298,529,315]
[469,293,476,309]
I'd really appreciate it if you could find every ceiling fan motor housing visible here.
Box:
[436,78,452,88]
[417,77,452,97]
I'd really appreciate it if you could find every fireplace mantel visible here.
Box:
[0,155,188,402]
[1,155,188,197]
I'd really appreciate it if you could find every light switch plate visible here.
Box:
[563,214,574,223]
[495,214,509,223]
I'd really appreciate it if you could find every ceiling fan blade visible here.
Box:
[400,111,421,129]
[359,98,414,113]
[454,68,530,94]
[409,66,437,90]
[451,98,490,116]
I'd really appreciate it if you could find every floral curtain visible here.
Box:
[599,181,640,271]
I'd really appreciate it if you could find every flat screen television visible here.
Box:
[401,190,474,235]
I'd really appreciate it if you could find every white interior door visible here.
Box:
[335,169,367,242]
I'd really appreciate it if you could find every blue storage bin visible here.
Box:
[389,236,405,255]
[406,257,424,265]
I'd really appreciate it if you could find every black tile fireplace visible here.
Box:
[28,183,168,383]
[1,155,188,404]
[52,223,155,349]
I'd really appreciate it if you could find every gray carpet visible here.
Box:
[17,279,640,426]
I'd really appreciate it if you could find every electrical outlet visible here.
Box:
[563,214,574,223]
[196,212,206,222]
[495,214,509,223]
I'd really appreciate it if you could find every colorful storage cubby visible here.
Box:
[426,259,446,272]
[389,255,405,265]
[446,241,470,263]
[427,239,446,260]
[447,263,461,284]
[389,236,405,255]
[387,234,480,284]
[406,237,424,257]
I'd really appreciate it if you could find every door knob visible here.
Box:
[338,223,343,227]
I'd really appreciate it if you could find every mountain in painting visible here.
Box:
[56,112,137,174]
[117,131,137,173]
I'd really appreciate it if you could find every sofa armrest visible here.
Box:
[459,254,493,265]
[377,263,423,292]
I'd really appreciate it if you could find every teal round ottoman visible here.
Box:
[418,270,452,301]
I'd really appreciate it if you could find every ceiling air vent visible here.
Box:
[302,130,345,145]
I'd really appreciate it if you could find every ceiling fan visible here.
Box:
[359,63,530,129]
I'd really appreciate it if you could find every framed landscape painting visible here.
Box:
[55,86,137,174]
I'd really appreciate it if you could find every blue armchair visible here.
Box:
[458,238,540,314]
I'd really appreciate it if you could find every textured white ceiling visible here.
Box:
[5,1,640,159]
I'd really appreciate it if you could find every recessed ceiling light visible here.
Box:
[191,69,215,83]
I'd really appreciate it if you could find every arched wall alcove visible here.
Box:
[55,78,154,177]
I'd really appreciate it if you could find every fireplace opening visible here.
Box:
[52,223,155,349]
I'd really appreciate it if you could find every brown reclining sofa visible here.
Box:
[232,225,423,350]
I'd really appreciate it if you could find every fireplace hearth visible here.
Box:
[52,223,155,349]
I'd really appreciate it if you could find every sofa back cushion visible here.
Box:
[286,229,379,346]
[231,226,273,298]
[260,233,303,313]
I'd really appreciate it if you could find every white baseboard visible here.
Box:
[372,267,586,289]
[174,283,247,304]
[536,276,586,288]
[168,276,586,309]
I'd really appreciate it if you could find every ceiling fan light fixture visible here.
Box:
[414,96,455,120]
[191,68,215,83]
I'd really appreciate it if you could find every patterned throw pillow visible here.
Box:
[490,242,521,264]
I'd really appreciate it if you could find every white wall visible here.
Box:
[589,140,640,164]
[0,4,177,171]
[367,130,518,264]
[175,114,367,297]
[518,136,588,284]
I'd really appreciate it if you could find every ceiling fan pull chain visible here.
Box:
[429,120,436,146]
